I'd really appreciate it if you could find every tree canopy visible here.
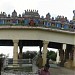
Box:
[47,50,57,61]
[22,51,37,59]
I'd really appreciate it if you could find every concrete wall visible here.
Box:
[0,26,74,45]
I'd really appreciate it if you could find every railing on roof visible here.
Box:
[0,21,74,32]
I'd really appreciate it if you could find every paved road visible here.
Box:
[50,66,75,75]
[32,63,75,75]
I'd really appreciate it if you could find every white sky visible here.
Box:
[0,0,75,20]
[0,0,74,57]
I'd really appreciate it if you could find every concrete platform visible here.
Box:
[1,63,75,75]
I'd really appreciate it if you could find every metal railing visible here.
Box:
[8,59,32,64]
[32,52,40,65]
[2,59,33,70]
[2,58,39,75]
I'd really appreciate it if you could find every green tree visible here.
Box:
[47,50,57,61]
[23,51,37,59]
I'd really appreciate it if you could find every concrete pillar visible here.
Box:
[59,44,66,66]
[62,44,66,60]
[19,50,23,59]
[18,47,23,67]
[13,40,19,66]
[39,46,42,55]
[64,45,73,68]
[73,46,75,67]
[19,47,23,59]
[42,40,49,66]
[19,41,23,59]
[56,50,60,64]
